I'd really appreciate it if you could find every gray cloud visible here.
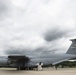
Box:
[5,48,29,55]
[40,0,50,4]
[5,46,57,56]
[5,47,42,57]
[0,0,76,55]
[44,28,66,42]
[0,0,11,19]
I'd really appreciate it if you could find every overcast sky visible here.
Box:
[0,0,76,55]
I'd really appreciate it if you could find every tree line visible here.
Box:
[56,61,76,68]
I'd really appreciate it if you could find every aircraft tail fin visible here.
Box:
[66,39,76,54]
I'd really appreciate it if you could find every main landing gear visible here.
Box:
[17,67,33,70]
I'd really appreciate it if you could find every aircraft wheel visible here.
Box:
[20,67,26,70]
[29,67,33,70]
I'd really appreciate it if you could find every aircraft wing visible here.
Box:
[52,59,69,65]
[52,56,76,65]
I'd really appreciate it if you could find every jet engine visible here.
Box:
[0,58,12,65]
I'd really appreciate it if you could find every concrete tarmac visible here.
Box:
[0,68,76,75]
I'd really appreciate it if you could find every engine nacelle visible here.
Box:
[0,59,12,66]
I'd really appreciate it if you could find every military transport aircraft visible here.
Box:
[0,39,76,70]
